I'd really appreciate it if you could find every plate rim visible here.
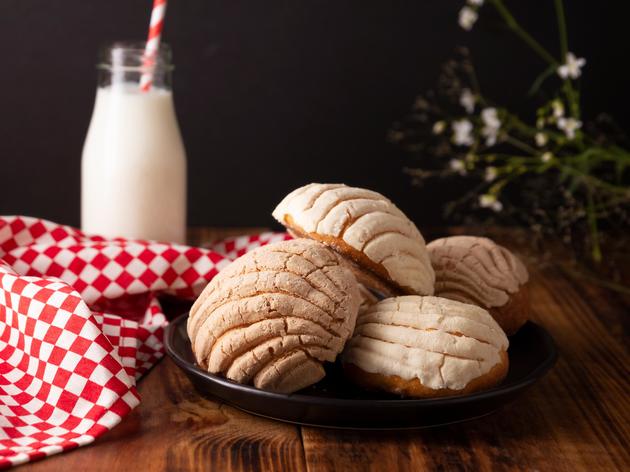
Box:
[164,313,558,407]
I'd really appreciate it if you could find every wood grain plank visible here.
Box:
[554,264,630,353]
[529,266,630,470]
[301,391,578,472]
[21,358,307,472]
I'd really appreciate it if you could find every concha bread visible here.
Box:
[187,238,360,394]
[427,236,529,335]
[272,183,435,296]
[342,296,509,397]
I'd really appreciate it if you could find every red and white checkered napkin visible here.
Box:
[0,216,289,468]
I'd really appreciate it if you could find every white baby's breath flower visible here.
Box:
[449,158,467,175]
[482,130,499,146]
[479,194,492,206]
[535,132,548,147]
[541,152,553,163]
[552,100,565,119]
[459,88,476,114]
[484,166,498,182]
[432,121,446,134]
[481,108,500,129]
[557,52,586,80]
[481,107,501,146]
[557,117,582,139]
[459,7,478,31]
[467,0,484,5]
[452,119,474,146]
[479,194,503,212]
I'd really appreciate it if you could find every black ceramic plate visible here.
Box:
[165,314,557,429]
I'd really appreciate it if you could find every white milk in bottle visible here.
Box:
[81,42,186,243]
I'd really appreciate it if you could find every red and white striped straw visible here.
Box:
[140,0,168,92]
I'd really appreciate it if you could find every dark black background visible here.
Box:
[0,1,626,230]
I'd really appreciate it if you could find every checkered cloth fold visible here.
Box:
[0,216,289,468]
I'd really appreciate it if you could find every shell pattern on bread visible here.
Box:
[272,183,435,296]
[187,238,361,394]
[342,296,509,396]
[427,236,529,334]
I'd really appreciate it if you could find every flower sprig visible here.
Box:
[391,0,630,264]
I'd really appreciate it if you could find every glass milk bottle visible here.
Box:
[81,42,186,243]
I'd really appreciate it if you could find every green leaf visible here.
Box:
[528,64,557,96]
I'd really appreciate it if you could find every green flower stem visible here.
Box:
[489,0,558,66]
[504,116,539,138]
[586,189,602,263]
[480,153,534,162]
[562,78,580,119]
[554,0,580,118]
[609,145,630,161]
[554,0,568,58]
[503,112,566,142]
[444,180,490,216]
[559,164,630,195]
[491,0,581,118]
[503,135,539,155]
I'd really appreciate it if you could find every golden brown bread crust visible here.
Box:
[187,238,361,394]
[427,235,529,335]
[488,285,530,336]
[284,214,406,297]
[442,285,529,336]
[273,184,435,295]
[343,350,509,398]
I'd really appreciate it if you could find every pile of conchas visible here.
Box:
[188,183,530,397]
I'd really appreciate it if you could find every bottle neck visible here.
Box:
[97,66,173,90]
[97,41,174,90]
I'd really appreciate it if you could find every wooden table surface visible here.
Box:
[21,228,630,471]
